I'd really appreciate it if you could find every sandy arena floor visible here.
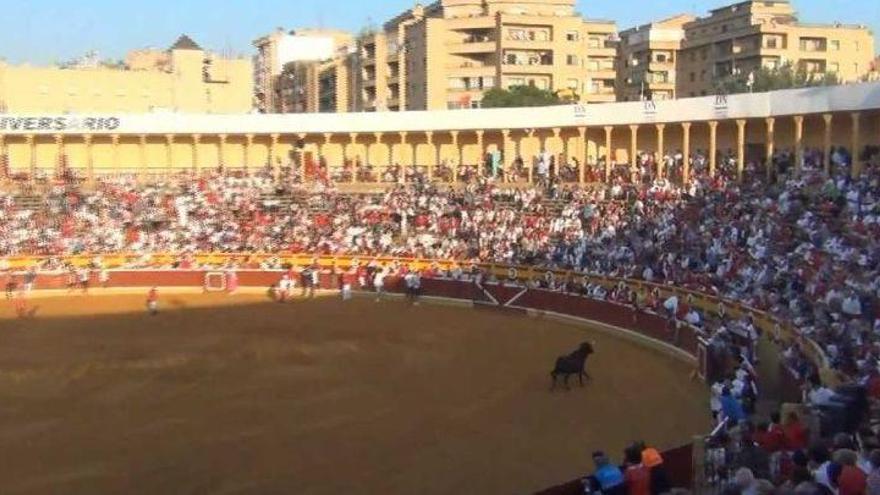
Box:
[0,292,709,495]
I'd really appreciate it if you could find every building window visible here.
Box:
[567,55,579,66]
[588,37,600,49]
[589,60,600,71]
[567,78,578,89]
[830,40,840,51]
[566,31,579,42]
[829,63,839,73]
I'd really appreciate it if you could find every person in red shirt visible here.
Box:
[622,446,651,495]
[783,411,809,451]
[754,422,782,454]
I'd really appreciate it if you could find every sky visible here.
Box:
[0,0,877,65]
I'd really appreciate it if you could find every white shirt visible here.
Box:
[809,387,838,407]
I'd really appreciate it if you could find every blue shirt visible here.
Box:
[720,395,746,423]
[594,464,624,490]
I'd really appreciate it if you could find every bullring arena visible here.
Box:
[0,269,710,495]
[1,82,879,494]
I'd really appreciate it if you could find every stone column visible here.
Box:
[218,134,227,171]
[822,114,832,175]
[656,124,666,179]
[708,121,718,177]
[681,122,691,184]
[244,134,254,174]
[398,132,409,183]
[501,129,512,181]
[577,127,586,184]
[191,134,201,175]
[426,131,435,181]
[26,134,36,182]
[526,129,535,184]
[736,120,746,183]
[764,117,775,181]
[138,134,147,183]
[629,124,639,176]
[552,127,561,178]
[270,133,280,183]
[851,112,861,179]
[450,130,460,184]
[165,134,175,172]
[298,133,308,183]
[54,134,64,178]
[348,133,359,183]
[323,133,333,180]
[0,134,6,181]
[84,134,94,185]
[476,130,485,179]
[793,116,804,174]
[603,126,613,182]
[111,134,120,177]
[373,132,384,182]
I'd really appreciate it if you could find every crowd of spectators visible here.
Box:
[2,143,880,493]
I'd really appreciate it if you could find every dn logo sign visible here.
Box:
[642,100,657,120]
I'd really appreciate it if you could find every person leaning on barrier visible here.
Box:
[583,450,626,495]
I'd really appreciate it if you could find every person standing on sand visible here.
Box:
[226,268,239,294]
[146,287,159,316]
[373,267,386,302]
[13,289,28,319]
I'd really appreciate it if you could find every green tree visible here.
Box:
[481,85,563,108]
[714,63,840,95]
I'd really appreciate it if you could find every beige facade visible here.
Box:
[617,15,694,102]
[253,28,354,113]
[291,0,619,113]
[0,36,253,114]
[677,0,875,98]
[281,48,357,113]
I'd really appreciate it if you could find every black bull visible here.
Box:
[550,342,595,390]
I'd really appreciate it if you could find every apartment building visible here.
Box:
[253,28,353,112]
[340,0,618,112]
[616,15,694,102]
[281,47,357,113]
[676,0,875,97]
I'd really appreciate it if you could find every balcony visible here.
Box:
[586,46,616,58]
[589,69,616,80]
[445,17,496,30]
[447,41,496,54]
[502,39,554,51]
[446,64,497,77]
